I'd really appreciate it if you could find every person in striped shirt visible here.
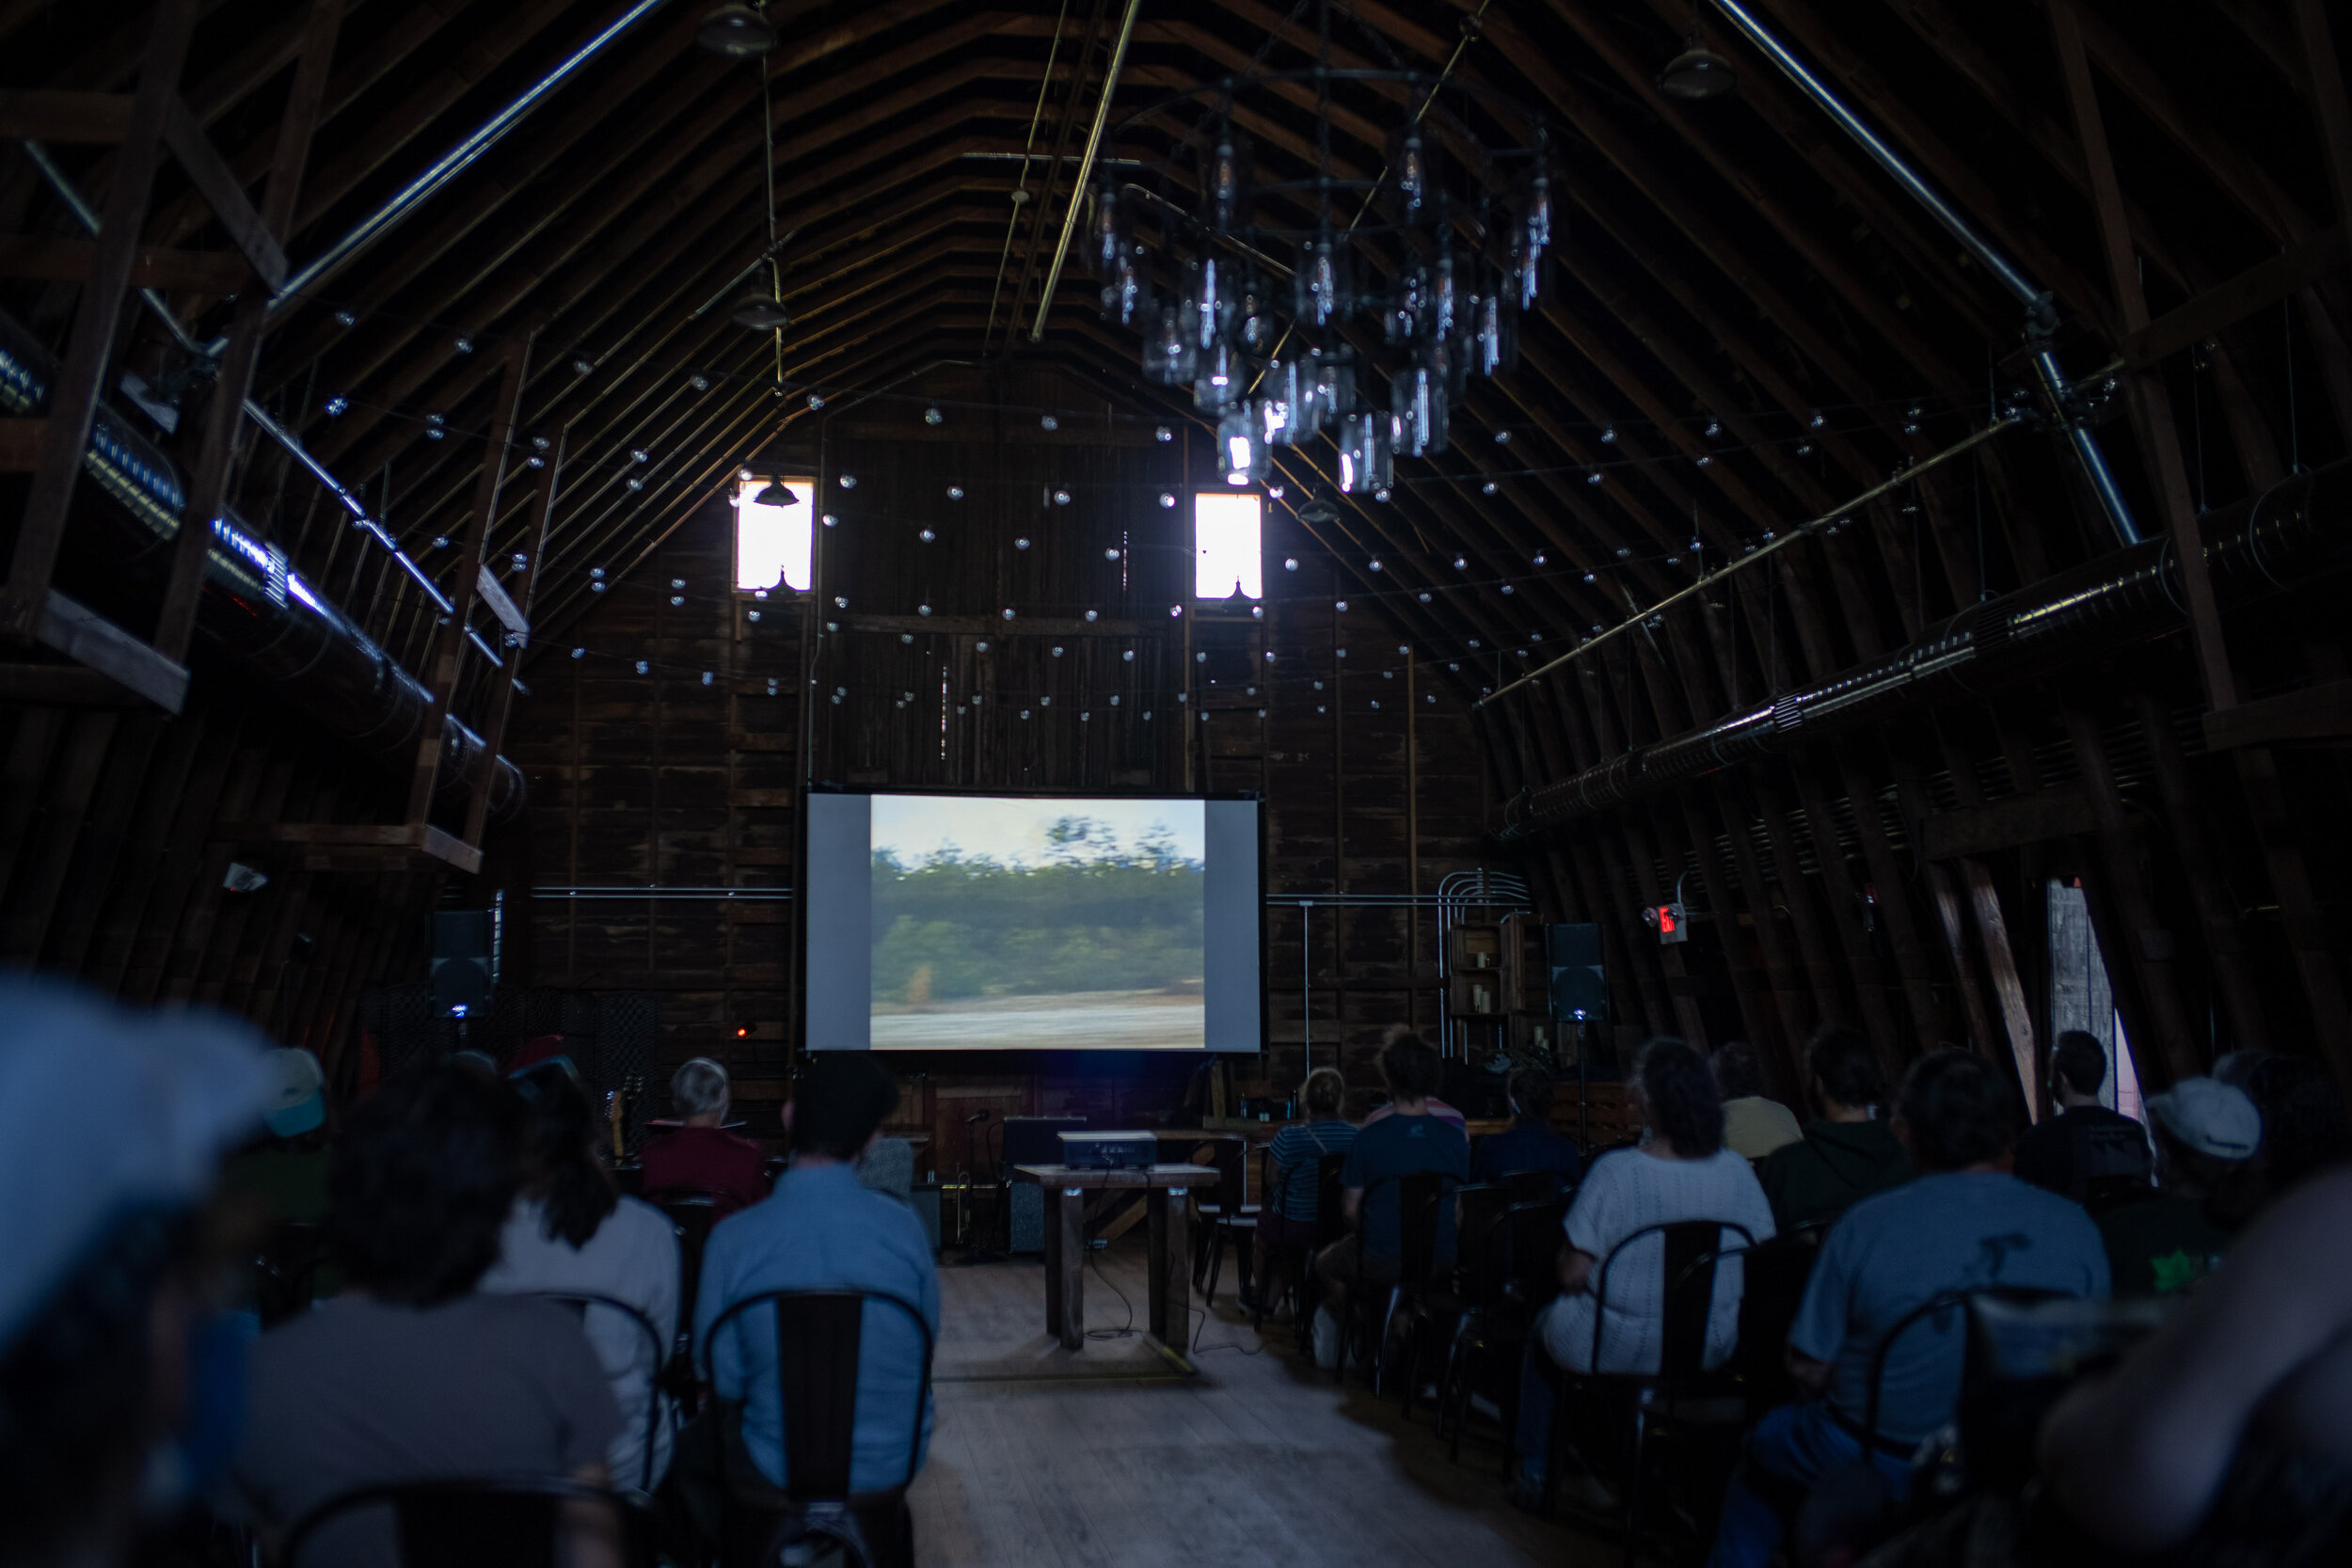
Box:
[1244,1068,1356,1317]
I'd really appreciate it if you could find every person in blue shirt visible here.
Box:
[1470,1069,1583,1192]
[682,1053,938,1544]
[1707,1049,2111,1568]
[1315,1032,1470,1337]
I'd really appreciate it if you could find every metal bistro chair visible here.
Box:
[525,1291,675,1495]
[1503,1166,1576,1202]
[1195,1139,1260,1308]
[1341,1169,1454,1393]
[278,1476,659,1568]
[656,1191,722,1325]
[699,1289,934,1568]
[1545,1217,1757,1563]
[1438,1193,1571,1465]
[1265,1149,1351,1342]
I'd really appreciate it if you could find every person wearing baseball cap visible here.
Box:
[223,1050,335,1232]
[0,978,274,1567]
[2097,1076,2263,1298]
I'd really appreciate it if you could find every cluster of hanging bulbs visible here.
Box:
[1093,114,1553,493]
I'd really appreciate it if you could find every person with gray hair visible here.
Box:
[640,1056,770,1218]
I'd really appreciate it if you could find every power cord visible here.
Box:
[1084,1246,1138,1340]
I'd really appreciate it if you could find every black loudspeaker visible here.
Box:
[1546,923,1608,1021]
[431,911,495,1015]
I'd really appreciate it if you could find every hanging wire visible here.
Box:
[986,0,1073,339]
[759,36,782,388]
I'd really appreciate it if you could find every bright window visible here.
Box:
[1194,492,1263,600]
[735,476,815,592]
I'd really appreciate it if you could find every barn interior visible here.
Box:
[2,0,2349,1564]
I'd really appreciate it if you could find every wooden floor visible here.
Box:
[906,1243,1610,1568]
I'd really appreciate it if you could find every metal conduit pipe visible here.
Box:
[1704,0,2142,548]
[1495,459,2352,840]
[0,309,524,818]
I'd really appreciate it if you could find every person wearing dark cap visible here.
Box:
[2097,1076,2261,1298]
[688,1052,938,1514]
[0,980,275,1568]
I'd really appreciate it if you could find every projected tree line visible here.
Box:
[870,816,1204,1005]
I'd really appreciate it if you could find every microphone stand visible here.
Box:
[956,1109,1003,1264]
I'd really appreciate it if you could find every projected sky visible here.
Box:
[869,795,1205,868]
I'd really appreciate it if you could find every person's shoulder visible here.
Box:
[612,1194,682,1244]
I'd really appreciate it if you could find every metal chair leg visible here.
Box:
[1202,1225,1226,1307]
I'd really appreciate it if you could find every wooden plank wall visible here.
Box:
[506,368,1503,1146]
[0,681,441,1074]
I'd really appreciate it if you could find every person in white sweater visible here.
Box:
[480,1057,682,1491]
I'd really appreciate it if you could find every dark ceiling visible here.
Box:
[4,0,2344,700]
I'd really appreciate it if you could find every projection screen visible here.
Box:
[804,793,1262,1052]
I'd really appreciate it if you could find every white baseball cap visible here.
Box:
[0,980,273,1353]
[263,1047,326,1137]
[2148,1076,2262,1162]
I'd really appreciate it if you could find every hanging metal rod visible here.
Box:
[1475,416,2019,709]
[265,0,676,320]
[1703,0,2140,547]
[1028,0,1143,342]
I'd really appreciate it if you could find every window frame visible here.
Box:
[732,474,818,595]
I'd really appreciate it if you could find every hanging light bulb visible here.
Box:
[924,404,944,426]
[946,484,963,499]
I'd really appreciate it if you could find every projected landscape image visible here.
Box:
[869,796,1206,1050]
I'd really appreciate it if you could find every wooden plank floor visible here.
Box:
[907,1244,1612,1568]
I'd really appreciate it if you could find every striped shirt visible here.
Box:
[1268,1118,1358,1223]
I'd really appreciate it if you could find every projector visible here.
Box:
[1057,1130,1157,1171]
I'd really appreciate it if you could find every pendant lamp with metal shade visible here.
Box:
[1658,12,1736,100]
[752,478,798,507]
[696,4,776,57]
[731,293,790,330]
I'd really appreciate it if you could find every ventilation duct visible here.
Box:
[1497,459,2351,839]
[0,309,523,820]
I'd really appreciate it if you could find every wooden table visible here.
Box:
[1012,1163,1216,1360]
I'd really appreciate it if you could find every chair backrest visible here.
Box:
[700,1289,934,1501]
[525,1291,671,1493]
[1503,1167,1571,1202]
[1310,1151,1351,1247]
[1500,1196,1572,1303]
[280,1476,653,1568]
[1359,1169,1455,1285]
[1724,1225,1826,1389]
[658,1192,720,1319]
[1590,1218,1757,1378]
[1450,1185,1512,1303]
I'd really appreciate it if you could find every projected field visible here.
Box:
[869,797,1206,1051]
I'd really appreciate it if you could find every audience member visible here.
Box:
[641,1056,771,1218]
[222,1048,333,1226]
[2241,1053,2351,1205]
[689,1053,939,1508]
[1470,1068,1582,1189]
[1359,1022,1470,1131]
[1756,1029,1910,1232]
[1708,1049,2109,1568]
[2042,1165,2352,1558]
[1512,1037,1773,1505]
[1316,1034,1470,1360]
[2095,1075,2259,1299]
[479,1058,683,1488]
[1714,1041,1804,1162]
[1246,1067,1355,1317]
[2011,1030,2153,1202]
[233,1063,623,1568]
[0,981,273,1568]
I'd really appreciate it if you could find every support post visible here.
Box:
[155,0,343,663]
[405,338,530,828]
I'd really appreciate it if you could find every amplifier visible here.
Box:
[1057,1130,1157,1171]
